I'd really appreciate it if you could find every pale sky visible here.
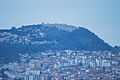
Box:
[0,0,120,46]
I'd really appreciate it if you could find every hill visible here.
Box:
[0,24,112,63]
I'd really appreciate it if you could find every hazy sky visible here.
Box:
[0,0,120,46]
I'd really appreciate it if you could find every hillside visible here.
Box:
[0,24,112,63]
